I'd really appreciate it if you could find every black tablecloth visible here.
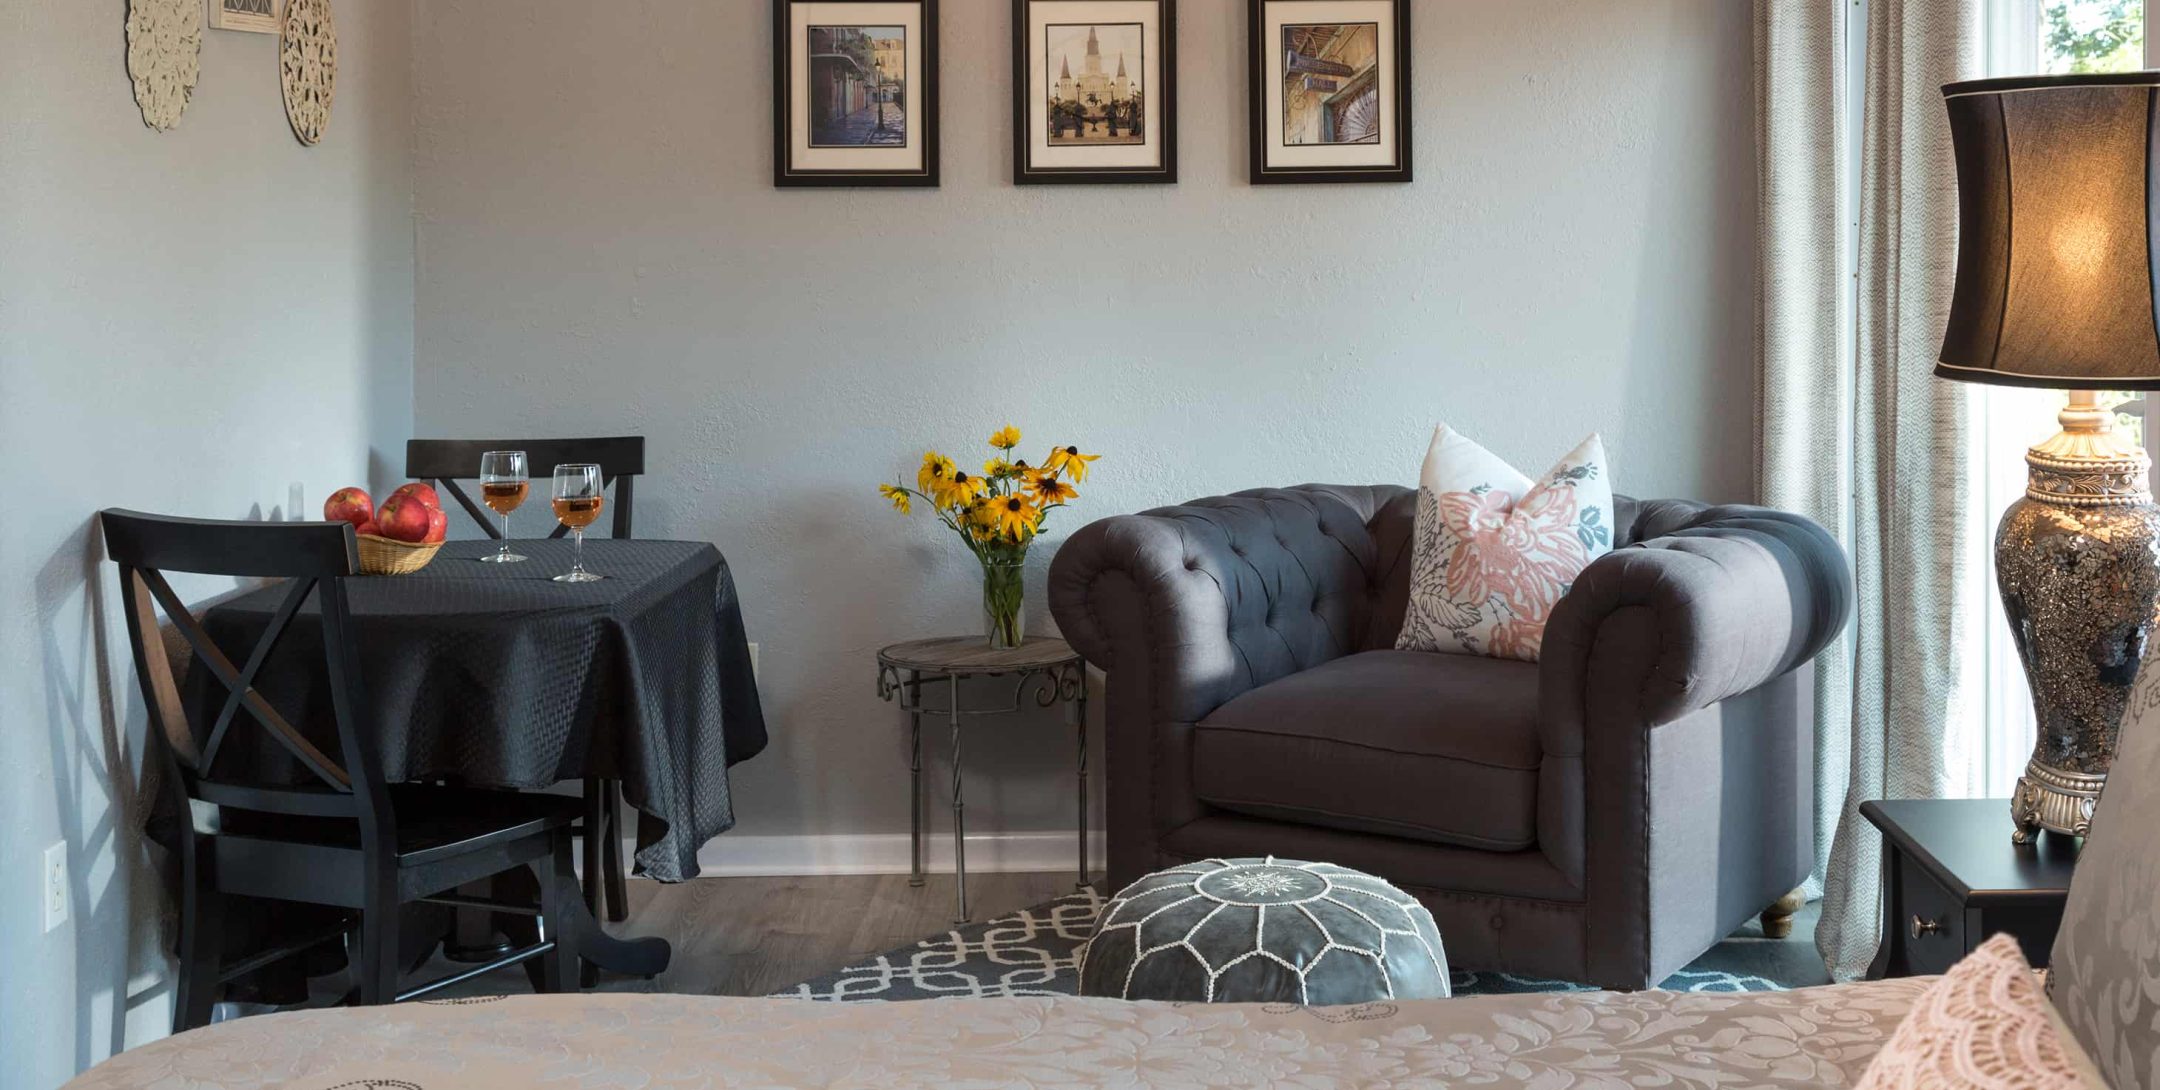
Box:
[185,538,766,881]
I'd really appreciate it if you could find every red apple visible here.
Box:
[389,482,441,512]
[375,494,434,543]
[422,506,448,544]
[355,519,381,537]
[323,487,374,528]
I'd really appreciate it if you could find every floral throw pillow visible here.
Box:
[1395,427,1612,662]
[1855,933,2105,1089]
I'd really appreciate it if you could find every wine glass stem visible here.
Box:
[499,511,512,559]
[572,526,585,575]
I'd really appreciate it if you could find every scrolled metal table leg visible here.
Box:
[1074,666,1090,892]
[950,672,969,923]
[908,669,925,888]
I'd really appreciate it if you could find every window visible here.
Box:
[1971,0,2153,797]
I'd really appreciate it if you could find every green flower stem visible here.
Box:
[982,558,1025,649]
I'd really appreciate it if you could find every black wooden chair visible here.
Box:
[102,510,582,1033]
[405,436,643,927]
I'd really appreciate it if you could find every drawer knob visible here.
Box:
[1910,915,1946,939]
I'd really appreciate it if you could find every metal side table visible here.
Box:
[877,635,1088,922]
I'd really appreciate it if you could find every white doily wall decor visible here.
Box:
[125,0,204,132]
[279,0,337,146]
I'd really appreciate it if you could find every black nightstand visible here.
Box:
[1861,798,2081,979]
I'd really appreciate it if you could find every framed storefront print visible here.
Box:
[774,0,939,187]
[1248,0,1410,184]
[1012,0,1176,185]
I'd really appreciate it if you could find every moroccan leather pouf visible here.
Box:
[1078,857,1451,1004]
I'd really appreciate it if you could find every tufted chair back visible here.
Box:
[1095,485,1651,723]
[1122,488,1380,708]
[1270,485,1644,654]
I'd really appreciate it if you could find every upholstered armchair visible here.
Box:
[1048,485,1849,990]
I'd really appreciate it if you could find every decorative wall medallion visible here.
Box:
[280,0,338,146]
[125,0,204,132]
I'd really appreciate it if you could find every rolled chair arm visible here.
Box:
[1540,501,1850,733]
[1049,488,1384,724]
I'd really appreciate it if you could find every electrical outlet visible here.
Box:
[42,842,67,933]
[748,642,761,683]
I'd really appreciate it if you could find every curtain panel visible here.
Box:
[1755,0,1984,981]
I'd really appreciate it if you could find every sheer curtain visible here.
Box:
[1755,0,1986,982]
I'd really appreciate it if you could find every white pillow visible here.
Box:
[1395,426,1613,662]
[1854,933,2105,1089]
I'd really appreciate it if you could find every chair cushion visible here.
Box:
[1193,650,1541,851]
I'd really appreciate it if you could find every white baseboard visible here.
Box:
[617,831,1108,878]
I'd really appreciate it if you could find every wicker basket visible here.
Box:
[356,533,443,575]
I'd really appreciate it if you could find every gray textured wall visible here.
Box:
[412,0,1758,849]
[0,2,415,1084]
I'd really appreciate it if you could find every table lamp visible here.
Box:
[1940,72,2160,842]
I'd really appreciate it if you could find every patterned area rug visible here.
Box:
[775,889,1824,1001]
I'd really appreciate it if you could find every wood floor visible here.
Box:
[429,872,1080,1000]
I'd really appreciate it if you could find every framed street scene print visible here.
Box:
[1013,0,1176,185]
[210,0,283,34]
[774,0,939,187]
[1248,0,1410,184]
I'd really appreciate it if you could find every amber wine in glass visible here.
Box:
[478,450,529,564]
[551,463,605,583]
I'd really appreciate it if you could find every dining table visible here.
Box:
[181,536,768,979]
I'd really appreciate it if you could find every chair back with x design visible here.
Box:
[405,436,643,541]
[101,510,394,849]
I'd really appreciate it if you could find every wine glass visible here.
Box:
[477,450,529,564]
[551,463,606,583]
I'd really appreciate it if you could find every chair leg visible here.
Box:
[356,886,401,1005]
[172,847,222,1034]
[601,779,628,924]
[581,781,605,919]
[537,833,580,993]
[1760,887,1806,940]
[578,784,605,989]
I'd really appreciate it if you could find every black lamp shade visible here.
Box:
[1940,73,2160,390]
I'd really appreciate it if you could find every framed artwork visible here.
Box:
[1012,0,1176,185]
[1247,0,1410,184]
[209,0,282,34]
[773,0,939,187]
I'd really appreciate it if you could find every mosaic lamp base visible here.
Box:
[1996,391,2160,844]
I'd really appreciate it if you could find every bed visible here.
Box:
[65,979,1931,1088]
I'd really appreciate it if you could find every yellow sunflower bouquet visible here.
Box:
[879,426,1101,649]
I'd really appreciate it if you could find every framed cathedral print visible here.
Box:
[1248,0,1410,184]
[1013,0,1176,185]
[773,0,939,187]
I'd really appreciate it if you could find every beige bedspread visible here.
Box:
[66,979,1931,1089]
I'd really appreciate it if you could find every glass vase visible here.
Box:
[982,557,1025,650]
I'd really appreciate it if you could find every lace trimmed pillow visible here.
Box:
[1395,427,1611,662]
[1854,933,2105,1089]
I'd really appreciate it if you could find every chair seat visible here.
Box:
[219,785,584,868]
[1193,650,1542,851]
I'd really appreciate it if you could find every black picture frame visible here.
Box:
[1247,0,1411,184]
[774,0,941,188]
[1012,0,1178,185]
